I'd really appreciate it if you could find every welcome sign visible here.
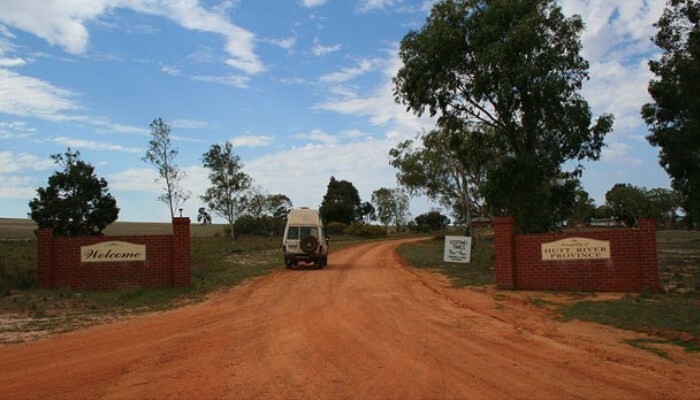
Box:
[541,237,610,261]
[81,241,147,263]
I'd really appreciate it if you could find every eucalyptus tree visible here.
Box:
[142,118,190,219]
[642,0,700,228]
[394,0,614,232]
[201,142,252,240]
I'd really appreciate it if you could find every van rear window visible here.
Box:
[286,226,318,239]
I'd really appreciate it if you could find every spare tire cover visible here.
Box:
[300,235,319,254]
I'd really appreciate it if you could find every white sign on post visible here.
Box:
[443,236,472,263]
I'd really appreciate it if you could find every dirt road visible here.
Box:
[1,239,699,399]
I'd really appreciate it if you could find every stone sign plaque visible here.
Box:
[443,236,472,263]
[81,241,147,263]
[541,237,610,261]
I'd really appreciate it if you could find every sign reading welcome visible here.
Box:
[81,241,147,263]
[541,237,610,261]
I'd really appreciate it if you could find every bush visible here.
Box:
[344,223,386,239]
[326,221,348,235]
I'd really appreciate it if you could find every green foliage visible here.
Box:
[343,223,386,238]
[394,0,614,233]
[244,189,292,236]
[411,211,450,233]
[201,142,252,240]
[325,221,348,235]
[642,0,700,228]
[605,183,681,226]
[28,149,119,236]
[371,187,410,233]
[142,118,190,218]
[319,177,362,224]
[389,127,485,233]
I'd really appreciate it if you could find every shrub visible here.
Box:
[326,221,348,235]
[344,223,386,238]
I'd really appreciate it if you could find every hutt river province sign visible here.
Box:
[541,237,611,261]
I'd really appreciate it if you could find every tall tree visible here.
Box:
[319,177,362,225]
[394,0,613,233]
[29,149,119,236]
[642,0,700,228]
[142,118,190,218]
[201,142,252,240]
[371,187,410,234]
[389,127,488,235]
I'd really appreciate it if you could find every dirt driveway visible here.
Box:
[1,239,699,399]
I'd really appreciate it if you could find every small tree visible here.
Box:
[413,211,450,232]
[320,177,363,224]
[29,149,119,236]
[201,142,252,240]
[142,118,190,219]
[371,187,411,234]
[389,127,487,235]
[244,186,293,236]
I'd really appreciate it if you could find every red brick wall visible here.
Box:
[493,217,659,292]
[37,218,191,290]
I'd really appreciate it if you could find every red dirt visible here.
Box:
[1,239,699,399]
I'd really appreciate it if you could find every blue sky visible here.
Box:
[0,0,672,222]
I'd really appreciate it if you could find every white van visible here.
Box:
[282,207,329,269]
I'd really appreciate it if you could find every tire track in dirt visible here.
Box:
[1,238,699,399]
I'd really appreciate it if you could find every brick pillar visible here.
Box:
[37,228,54,289]
[638,218,660,292]
[171,217,191,287]
[493,217,516,289]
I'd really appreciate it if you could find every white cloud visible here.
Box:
[312,38,341,56]
[0,120,35,139]
[193,74,250,88]
[0,151,53,174]
[108,167,160,193]
[320,59,376,83]
[302,0,330,7]
[0,56,25,67]
[358,0,402,13]
[0,0,264,74]
[0,68,81,120]
[294,129,338,145]
[0,175,35,198]
[266,36,297,50]
[313,49,434,140]
[52,136,142,153]
[170,119,212,130]
[246,138,398,209]
[230,135,273,148]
